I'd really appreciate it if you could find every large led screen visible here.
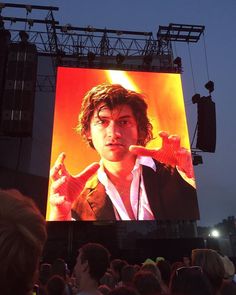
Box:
[47,67,199,221]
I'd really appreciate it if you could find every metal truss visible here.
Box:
[0,3,209,155]
[52,25,167,58]
[157,23,205,43]
[0,3,172,58]
[0,3,205,91]
[1,26,170,58]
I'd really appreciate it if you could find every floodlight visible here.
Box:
[116,53,125,65]
[143,54,152,66]
[173,56,182,68]
[205,80,214,93]
[87,51,96,63]
[192,93,201,104]
[210,229,220,238]
[193,154,203,165]
[19,30,29,42]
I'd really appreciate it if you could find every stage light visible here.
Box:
[173,56,182,69]
[192,93,201,104]
[209,229,220,238]
[28,19,34,27]
[116,53,125,65]
[19,30,29,42]
[87,51,96,63]
[25,5,32,13]
[193,154,203,166]
[143,54,152,66]
[205,80,214,93]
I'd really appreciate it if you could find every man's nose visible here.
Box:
[106,121,121,138]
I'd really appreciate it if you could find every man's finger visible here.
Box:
[158,131,169,148]
[74,162,100,184]
[50,193,65,206]
[175,148,194,178]
[158,131,169,138]
[50,176,67,193]
[168,135,181,150]
[50,164,62,181]
[129,145,157,157]
[55,152,66,166]
[50,153,67,181]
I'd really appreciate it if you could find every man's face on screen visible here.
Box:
[88,104,138,162]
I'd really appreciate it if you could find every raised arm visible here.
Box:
[49,153,100,220]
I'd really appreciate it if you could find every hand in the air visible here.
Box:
[49,153,100,220]
[129,131,194,179]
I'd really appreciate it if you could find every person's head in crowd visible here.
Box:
[39,263,52,295]
[218,252,235,281]
[0,189,47,295]
[46,275,66,295]
[74,243,110,292]
[156,259,171,287]
[110,259,128,283]
[98,284,112,295]
[108,286,138,295]
[133,271,162,295]
[191,248,225,294]
[140,263,162,284]
[220,280,236,295]
[39,263,52,286]
[182,255,191,267]
[121,264,136,287]
[133,264,141,273]
[50,258,68,280]
[170,265,212,295]
[171,261,185,275]
[100,271,116,289]
[50,258,72,295]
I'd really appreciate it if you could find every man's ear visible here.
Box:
[86,129,95,149]
[82,260,89,273]
[86,129,91,140]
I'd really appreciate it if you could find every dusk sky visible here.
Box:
[2,0,236,226]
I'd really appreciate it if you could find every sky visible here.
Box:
[1,0,236,227]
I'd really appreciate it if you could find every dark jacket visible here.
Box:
[71,160,199,221]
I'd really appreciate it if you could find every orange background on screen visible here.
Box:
[46,67,192,220]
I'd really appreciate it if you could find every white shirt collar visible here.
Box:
[97,156,156,220]
[135,155,156,172]
[98,156,156,179]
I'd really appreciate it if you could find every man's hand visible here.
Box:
[129,131,194,179]
[49,153,100,221]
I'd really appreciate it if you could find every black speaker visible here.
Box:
[0,40,38,136]
[196,97,216,152]
[0,29,11,99]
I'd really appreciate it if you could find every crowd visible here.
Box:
[1,188,236,295]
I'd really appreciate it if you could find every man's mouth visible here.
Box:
[106,143,124,147]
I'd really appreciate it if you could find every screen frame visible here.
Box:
[46,67,198,221]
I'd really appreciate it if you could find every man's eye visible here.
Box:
[118,120,130,126]
[96,119,108,125]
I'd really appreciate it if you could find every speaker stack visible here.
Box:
[196,96,216,153]
[0,33,38,137]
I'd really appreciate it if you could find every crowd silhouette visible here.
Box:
[1,189,236,295]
